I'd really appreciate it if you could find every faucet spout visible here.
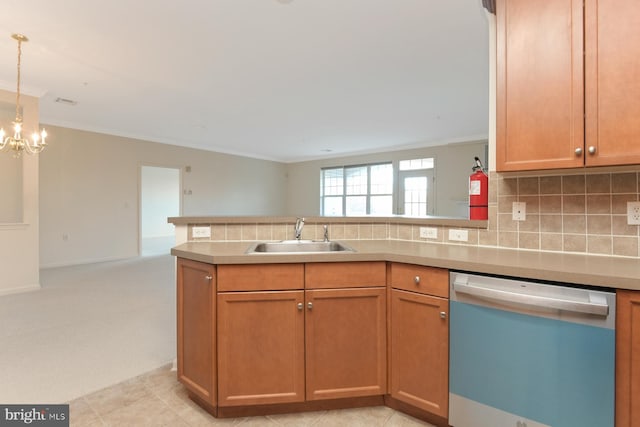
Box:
[294,217,305,240]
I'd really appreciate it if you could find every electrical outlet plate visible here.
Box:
[448,229,468,242]
[512,202,526,221]
[627,201,640,225]
[192,226,211,238]
[419,227,438,239]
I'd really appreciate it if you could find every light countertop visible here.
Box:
[171,239,640,291]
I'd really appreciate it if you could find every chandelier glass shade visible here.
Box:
[0,34,48,156]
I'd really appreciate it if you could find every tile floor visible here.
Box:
[69,364,434,426]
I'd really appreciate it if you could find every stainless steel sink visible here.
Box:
[246,240,355,254]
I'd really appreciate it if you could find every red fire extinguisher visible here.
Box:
[469,157,488,220]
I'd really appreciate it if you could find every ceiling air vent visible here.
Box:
[55,97,77,106]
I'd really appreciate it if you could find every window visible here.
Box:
[321,163,393,216]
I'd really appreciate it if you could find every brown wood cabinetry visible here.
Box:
[584,0,640,166]
[216,261,386,407]
[217,290,305,407]
[216,264,305,407]
[388,263,448,298]
[305,287,387,400]
[496,0,640,171]
[176,258,216,405]
[388,263,449,418]
[616,289,640,427]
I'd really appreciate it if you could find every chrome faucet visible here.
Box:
[323,225,329,242]
[294,217,305,240]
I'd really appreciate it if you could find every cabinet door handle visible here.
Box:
[440,311,447,319]
[297,303,303,311]
[574,147,583,156]
[307,302,313,310]
[414,276,421,285]
[588,146,596,154]
[205,275,213,281]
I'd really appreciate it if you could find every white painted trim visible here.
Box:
[39,255,135,270]
[0,283,41,297]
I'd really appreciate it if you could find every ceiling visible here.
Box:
[0,0,490,163]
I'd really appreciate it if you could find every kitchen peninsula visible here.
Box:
[170,215,640,427]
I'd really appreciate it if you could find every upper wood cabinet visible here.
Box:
[584,0,640,166]
[496,0,640,171]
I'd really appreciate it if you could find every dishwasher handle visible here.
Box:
[453,280,609,317]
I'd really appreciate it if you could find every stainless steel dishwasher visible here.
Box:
[449,271,615,427]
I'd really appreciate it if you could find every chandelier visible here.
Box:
[0,34,48,156]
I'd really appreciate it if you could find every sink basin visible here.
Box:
[246,240,355,254]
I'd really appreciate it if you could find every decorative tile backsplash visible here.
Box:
[186,170,640,258]
[491,171,639,257]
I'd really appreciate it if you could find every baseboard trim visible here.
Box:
[40,255,136,269]
[0,283,41,297]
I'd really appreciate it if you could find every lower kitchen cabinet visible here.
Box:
[390,289,448,417]
[616,289,640,427]
[305,287,387,400]
[389,262,449,419]
[217,290,305,407]
[176,258,217,406]
[216,262,387,407]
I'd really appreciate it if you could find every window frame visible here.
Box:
[321,162,393,216]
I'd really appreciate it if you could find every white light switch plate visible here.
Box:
[192,226,211,238]
[512,202,526,221]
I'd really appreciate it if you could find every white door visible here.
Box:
[140,166,181,256]
[397,170,435,216]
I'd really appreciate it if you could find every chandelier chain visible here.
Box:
[15,38,22,122]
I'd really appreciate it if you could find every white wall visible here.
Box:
[39,126,288,267]
[285,141,487,218]
[0,90,40,295]
[0,101,23,223]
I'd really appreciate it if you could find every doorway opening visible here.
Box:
[140,165,181,256]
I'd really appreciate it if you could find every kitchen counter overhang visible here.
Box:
[171,239,640,291]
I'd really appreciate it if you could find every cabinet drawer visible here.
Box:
[389,263,448,298]
[305,262,386,289]
[217,264,304,292]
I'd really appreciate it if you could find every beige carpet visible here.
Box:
[0,255,176,404]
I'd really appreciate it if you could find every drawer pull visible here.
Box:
[297,303,303,311]
[307,302,313,310]
[414,276,421,285]
[205,275,213,281]
[440,311,447,319]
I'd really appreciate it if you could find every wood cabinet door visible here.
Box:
[390,289,448,418]
[176,258,216,405]
[585,0,640,166]
[616,290,640,427]
[217,290,305,407]
[496,0,584,171]
[305,287,387,400]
